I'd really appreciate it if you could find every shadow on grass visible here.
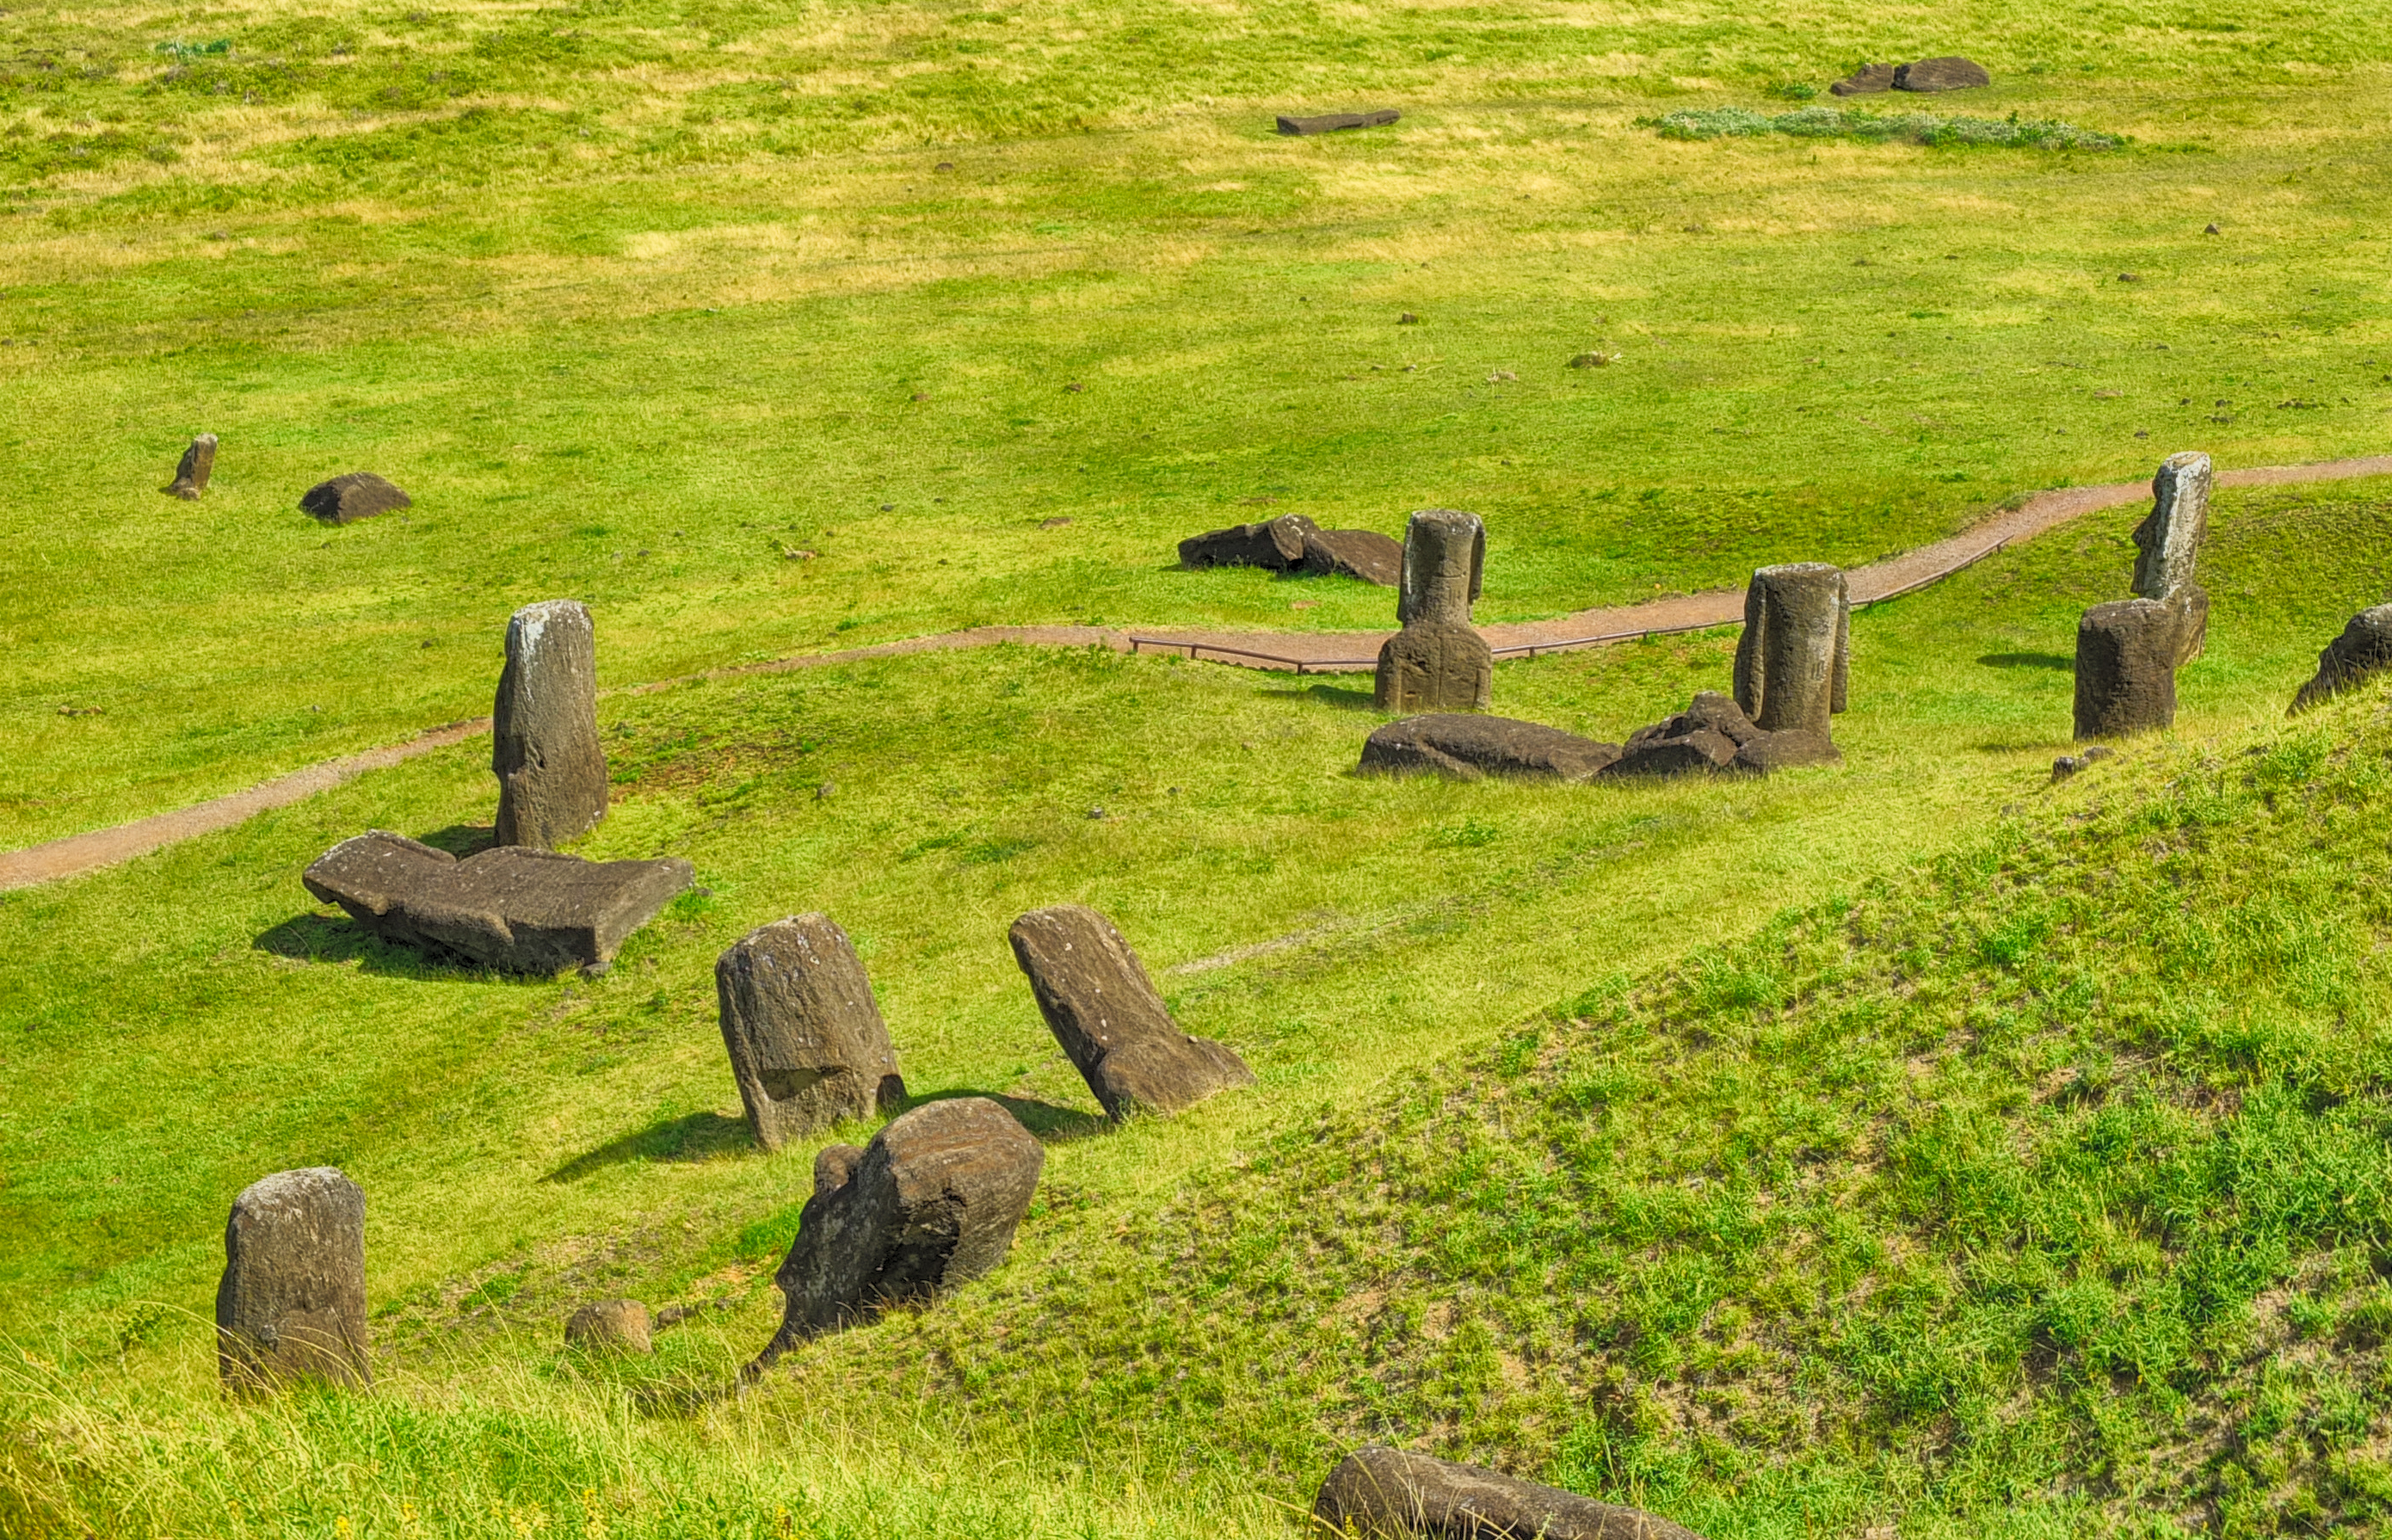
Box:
[909,1089,1108,1142]
[1261,683,1378,711]
[416,822,498,857]
[1979,651,2075,670]
[545,1112,752,1182]
[252,912,536,982]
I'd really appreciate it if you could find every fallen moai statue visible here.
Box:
[2131,451,2213,666]
[1009,903,1255,1120]
[2290,603,2392,714]
[1181,514,1403,586]
[1299,527,1403,586]
[492,599,610,850]
[746,1097,1042,1375]
[1894,56,1992,91]
[1277,108,1400,135]
[564,1299,652,1354]
[1732,563,1848,738]
[1313,1445,1707,1540]
[1603,692,1839,779]
[163,433,217,500]
[717,914,907,1152]
[1829,62,1896,95]
[303,830,693,974]
[1378,508,1491,712]
[217,1167,371,1393]
[2075,599,2179,739]
[301,471,411,524]
[1359,714,1621,781]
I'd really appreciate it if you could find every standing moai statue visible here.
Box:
[492,600,608,849]
[1731,563,1850,736]
[1375,508,1491,712]
[2075,599,2179,739]
[2131,450,2212,665]
[717,915,907,1152]
[215,1167,370,1393]
[163,434,218,500]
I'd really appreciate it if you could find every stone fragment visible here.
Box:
[493,600,609,849]
[1179,514,1321,571]
[1008,904,1254,1120]
[2050,745,2113,781]
[1894,57,1992,91]
[2130,451,2213,664]
[1277,109,1400,135]
[1729,729,1841,773]
[1359,714,1620,782]
[1598,727,1739,779]
[564,1300,652,1354]
[2075,599,2179,740]
[1732,563,1849,736]
[1628,690,1761,748]
[164,433,217,500]
[717,915,907,1153]
[1299,527,1403,586]
[300,471,411,524]
[216,1167,370,1392]
[2290,603,2392,714]
[1314,1446,1708,1540]
[1829,62,1896,95]
[1375,624,1493,713]
[303,831,693,974]
[748,1098,1042,1371]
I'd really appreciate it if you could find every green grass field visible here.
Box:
[5,0,2392,1533]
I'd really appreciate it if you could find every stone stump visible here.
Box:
[2075,599,2179,739]
[2132,450,2214,665]
[164,434,217,500]
[1376,509,1491,711]
[747,1098,1042,1374]
[1314,1446,1707,1540]
[1731,564,1849,736]
[493,600,608,849]
[718,915,907,1151]
[2290,603,2392,714]
[564,1299,652,1354]
[216,1167,370,1393]
[1008,904,1255,1120]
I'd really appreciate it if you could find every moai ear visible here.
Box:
[1732,572,1769,723]
[1831,578,1851,715]
[1468,521,1485,606]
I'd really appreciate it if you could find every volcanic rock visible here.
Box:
[1894,57,1991,91]
[492,599,608,850]
[1359,714,1620,781]
[717,915,907,1152]
[300,471,410,524]
[164,434,217,500]
[1277,109,1400,135]
[1300,527,1403,586]
[1599,727,1739,779]
[2291,603,2392,714]
[564,1300,652,1354]
[216,1167,370,1392]
[2075,599,2179,740]
[1180,514,1320,570]
[1314,1445,1708,1540]
[1732,563,1849,736]
[1829,62,1896,95]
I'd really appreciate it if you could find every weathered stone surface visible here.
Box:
[1375,624,1494,713]
[303,830,694,974]
[1396,509,1485,629]
[1359,715,1620,782]
[1598,727,1739,779]
[1829,62,1896,95]
[2075,599,2179,740]
[1732,563,1849,736]
[1314,1446,1707,1540]
[300,471,410,525]
[1730,729,1842,773]
[1894,56,1991,91]
[1300,527,1403,587]
[1277,109,1400,135]
[1008,904,1254,1120]
[717,915,906,1153]
[1180,514,1320,570]
[749,1098,1042,1371]
[2131,451,2213,664]
[164,433,217,500]
[564,1299,652,1354]
[217,1167,369,1392]
[493,600,609,850]
[2050,744,2115,781]
[1628,691,1761,748]
[2291,603,2392,714]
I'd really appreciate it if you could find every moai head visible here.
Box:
[1397,509,1485,628]
[1731,563,1849,736]
[215,1167,371,1393]
[492,599,607,849]
[2131,451,2212,601]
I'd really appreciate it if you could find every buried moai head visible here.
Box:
[215,1167,370,1393]
[1396,508,1485,628]
[492,600,608,850]
[717,915,907,1152]
[164,434,217,500]
[2290,603,2392,716]
[1731,563,1850,736]
[2075,598,2179,740]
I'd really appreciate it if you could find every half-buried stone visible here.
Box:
[746,1097,1041,1376]
[303,830,692,975]
[1359,714,1620,781]
[1893,56,1992,91]
[1732,564,1848,737]
[1377,508,1492,713]
[1314,1445,1707,1540]
[1603,692,1839,778]
[2075,599,2179,739]
[217,1167,371,1393]
[564,1300,652,1355]
[2290,603,2392,714]
[1180,514,1320,570]
[1008,904,1254,1120]
[300,471,410,524]
[716,915,906,1152]
[1829,61,1896,95]
[163,433,217,500]
[493,599,609,850]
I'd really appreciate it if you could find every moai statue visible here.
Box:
[215,1167,370,1393]
[1374,508,1491,712]
[163,434,218,500]
[1731,563,1850,736]
[492,600,608,849]
[717,915,907,1152]
[2075,599,2179,739]
[2291,604,2392,714]
[2131,451,2212,665]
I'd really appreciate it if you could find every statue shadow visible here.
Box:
[1259,683,1378,711]
[543,1112,753,1183]
[1978,652,2075,671]
[909,1089,1108,1143]
[252,913,535,981]
[416,822,498,857]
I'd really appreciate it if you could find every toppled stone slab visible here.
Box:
[1600,726,1738,779]
[564,1299,652,1354]
[2075,599,2179,740]
[1895,56,1991,91]
[1301,527,1403,586]
[1830,62,1896,95]
[1628,690,1761,748]
[1180,514,1319,570]
[303,830,693,974]
[1359,714,1621,782]
[2291,603,2392,714]
[1277,109,1400,135]
[717,914,906,1152]
[749,1098,1042,1371]
[217,1167,370,1392]
[492,599,609,850]
[164,433,217,500]
[1314,1446,1708,1540]
[1602,693,1840,779]
[1009,904,1254,1120]
[301,471,411,525]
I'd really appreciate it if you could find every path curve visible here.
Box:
[6,454,2389,893]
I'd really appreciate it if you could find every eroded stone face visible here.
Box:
[2132,452,2214,665]
[216,1167,370,1393]
[717,915,906,1152]
[492,599,608,850]
[2075,598,2179,740]
[1373,623,1493,713]
[1313,1445,1709,1540]
[1396,509,1484,628]
[1732,563,1849,736]
[2291,603,2392,715]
